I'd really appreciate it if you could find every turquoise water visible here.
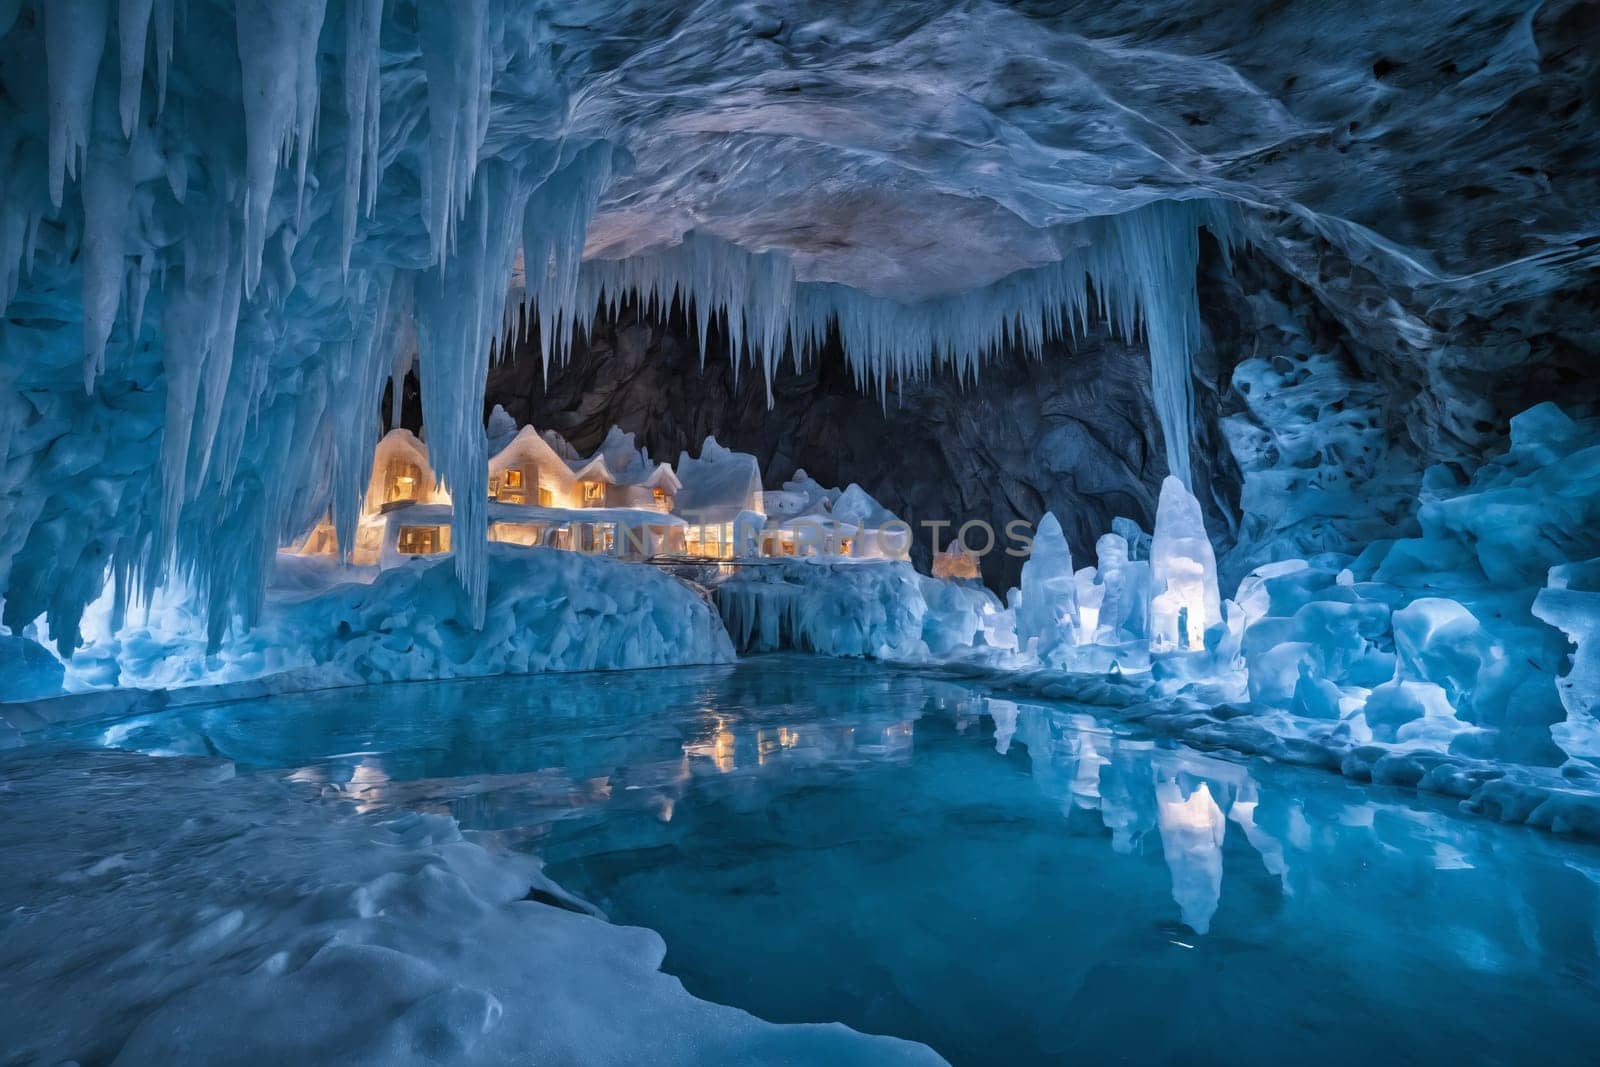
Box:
[60,656,1600,1065]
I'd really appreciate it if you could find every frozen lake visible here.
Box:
[43,655,1600,1064]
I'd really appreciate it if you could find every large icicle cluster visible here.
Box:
[0,0,1234,652]
[571,202,1233,480]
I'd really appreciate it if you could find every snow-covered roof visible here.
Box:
[674,437,763,520]
[489,425,576,476]
[762,489,829,518]
[565,426,682,491]
[374,427,431,471]
[763,471,901,530]
[489,424,682,493]
[780,469,841,510]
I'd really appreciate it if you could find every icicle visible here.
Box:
[127,251,154,343]
[574,200,1233,487]
[234,0,327,295]
[521,141,613,371]
[340,0,384,277]
[330,271,403,560]
[118,0,154,138]
[414,160,531,625]
[387,274,416,429]
[81,73,130,391]
[190,242,245,489]
[44,0,110,209]
[418,0,491,267]
[152,0,173,114]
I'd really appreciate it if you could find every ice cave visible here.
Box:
[1,0,1598,1062]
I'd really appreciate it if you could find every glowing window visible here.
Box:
[583,481,605,505]
[397,525,449,555]
[653,487,669,510]
[538,487,553,507]
[385,460,422,504]
[504,468,524,489]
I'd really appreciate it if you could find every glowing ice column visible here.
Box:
[1149,476,1221,652]
[1015,512,1079,662]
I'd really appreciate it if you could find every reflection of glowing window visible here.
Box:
[839,538,853,556]
[582,481,605,505]
[504,469,523,488]
[538,487,553,507]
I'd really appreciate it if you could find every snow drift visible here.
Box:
[26,546,733,698]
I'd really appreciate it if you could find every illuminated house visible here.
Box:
[290,425,906,569]
[759,470,909,561]
[487,426,685,556]
[290,424,687,566]
[672,438,766,559]
[290,429,453,565]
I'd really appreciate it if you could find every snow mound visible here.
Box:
[48,546,734,694]
[0,746,940,1065]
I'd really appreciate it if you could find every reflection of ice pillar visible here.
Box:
[1156,778,1226,934]
[1227,781,1290,892]
[1068,715,1108,810]
[1098,742,1154,854]
[988,698,1020,755]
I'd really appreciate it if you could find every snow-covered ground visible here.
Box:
[21,546,732,696]
[0,745,939,1065]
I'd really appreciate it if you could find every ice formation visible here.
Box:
[0,1,1595,816]
[1148,477,1222,653]
[715,559,1011,663]
[21,547,733,698]
[0,746,940,1064]
[1014,513,1080,664]
[0,1,1243,655]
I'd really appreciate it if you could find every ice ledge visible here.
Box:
[0,746,942,1064]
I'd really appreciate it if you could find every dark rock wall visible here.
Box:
[460,240,1264,593]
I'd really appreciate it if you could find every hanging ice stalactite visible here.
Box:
[235,0,327,295]
[418,0,493,268]
[0,0,1242,658]
[329,271,406,562]
[340,0,385,278]
[520,141,614,375]
[414,160,534,626]
[568,199,1234,483]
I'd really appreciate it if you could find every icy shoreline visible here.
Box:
[0,746,941,1066]
[908,661,1600,841]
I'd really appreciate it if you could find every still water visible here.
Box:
[59,655,1600,1065]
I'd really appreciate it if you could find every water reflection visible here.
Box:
[58,655,1600,1063]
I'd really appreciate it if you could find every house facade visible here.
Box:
[290,423,906,568]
